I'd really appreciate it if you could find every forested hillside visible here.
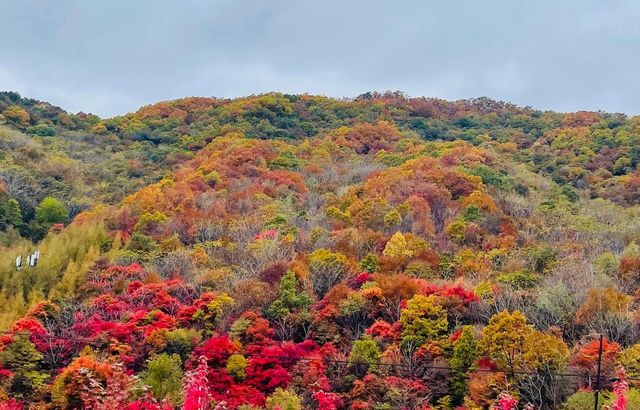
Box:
[1,91,640,409]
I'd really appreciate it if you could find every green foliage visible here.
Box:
[594,252,619,275]
[450,326,477,404]
[133,211,168,233]
[561,390,607,410]
[349,336,381,372]
[127,232,157,252]
[27,123,56,136]
[226,353,248,380]
[266,388,303,410]
[163,328,201,363]
[400,294,448,349]
[445,220,466,243]
[142,354,183,404]
[496,270,540,289]
[467,165,510,189]
[0,221,105,328]
[1,337,47,399]
[617,343,640,378]
[403,260,436,279]
[193,293,235,332]
[35,196,68,227]
[461,204,482,222]
[527,245,558,273]
[268,271,312,319]
[204,170,222,187]
[269,151,302,170]
[0,197,22,230]
[359,253,379,273]
[383,209,402,228]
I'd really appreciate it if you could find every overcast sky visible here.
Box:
[1,0,639,117]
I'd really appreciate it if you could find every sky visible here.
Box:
[1,0,640,118]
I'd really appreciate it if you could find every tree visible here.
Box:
[359,253,379,273]
[142,354,183,404]
[1,337,47,400]
[0,197,22,230]
[3,106,30,126]
[35,196,68,226]
[226,354,248,381]
[382,232,413,259]
[399,294,448,350]
[308,249,348,298]
[127,232,157,253]
[518,330,570,408]
[450,326,478,404]
[268,270,312,340]
[479,310,530,375]
[618,343,640,379]
[164,328,201,363]
[349,336,381,374]
[265,388,302,410]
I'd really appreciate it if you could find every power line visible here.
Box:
[0,328,631,382]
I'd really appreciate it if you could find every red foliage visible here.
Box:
[255,229,278,241]
[183,356,213,410]
[494,392,519,410]
[313,391,344,410]
[0,400,23,410]
[573,338,620,371]
[417,282,478,304]
[234,311,275,346]
[365,320,401,343]
[196,336,238,367]
[11,317,46,336]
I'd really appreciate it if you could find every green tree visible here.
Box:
[399,294,448,350]
[0,197,22,230]
[383,209,402,229]
[349,336,381,374]
[1,337,47,399]
[266,388,302,410]
[142,354,183,404]
[127,232,157,252]
[226,354,248,380]
[268,270,312,340]
[359,253,379,273]
[35,196,68,226]
[163,328,201,363]
[450,326,478,404]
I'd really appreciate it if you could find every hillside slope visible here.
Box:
[1,92,640,408]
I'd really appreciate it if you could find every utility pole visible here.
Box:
[594,334,604,410]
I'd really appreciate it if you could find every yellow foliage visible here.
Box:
[383,232,413,258]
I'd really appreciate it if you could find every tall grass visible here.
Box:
[0,221,106,329]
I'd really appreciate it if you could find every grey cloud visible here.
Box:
[1,0,639,117]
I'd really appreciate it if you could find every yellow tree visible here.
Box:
[479,310,530,375]
[383,232,413,258]
[2,105,30,126]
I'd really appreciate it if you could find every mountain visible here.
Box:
[0,91,639,408]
